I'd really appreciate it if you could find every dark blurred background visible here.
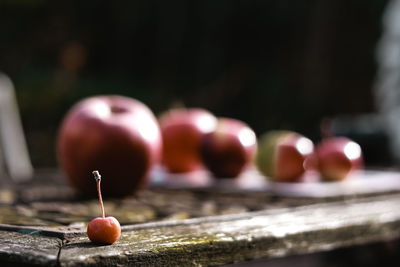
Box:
[0,0,389,167]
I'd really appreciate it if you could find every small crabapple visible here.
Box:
[87,171,121,244]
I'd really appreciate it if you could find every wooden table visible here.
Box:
[1,170,400,266]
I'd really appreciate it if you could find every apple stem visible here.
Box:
[320,118,333,139]
[92,170,105,219]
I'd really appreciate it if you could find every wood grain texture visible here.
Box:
[3,170,400,266]
[58,194,400,266]
[0,230,61,266]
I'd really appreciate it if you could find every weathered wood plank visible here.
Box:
[0,184,328,228]
[3,169,400,266]
[0,205,63,226]
[58,194,400,266]
[0,230,61,266]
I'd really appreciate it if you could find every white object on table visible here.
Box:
[375,0,400,163]
[0,72,33,182]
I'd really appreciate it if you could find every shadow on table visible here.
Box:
[227,239,400,267]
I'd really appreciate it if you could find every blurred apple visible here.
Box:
[200,118,257,178]
[57,95,161,197]
[159,108,217,173]
[316,137,363,181]
[255,131,314,182]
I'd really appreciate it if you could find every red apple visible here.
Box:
[255,131,314,182]
[200,118,257,178]
[57,95,161,197]
[316,137,363,181]
[159,108,217,173]
[87,216,121,244]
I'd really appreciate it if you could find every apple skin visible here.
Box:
[159,108,217,173]
[200,118,257,178]
[87,216,121,244]
[57,95,161,197]
[316,137,363,181]
[255,131,314,182]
